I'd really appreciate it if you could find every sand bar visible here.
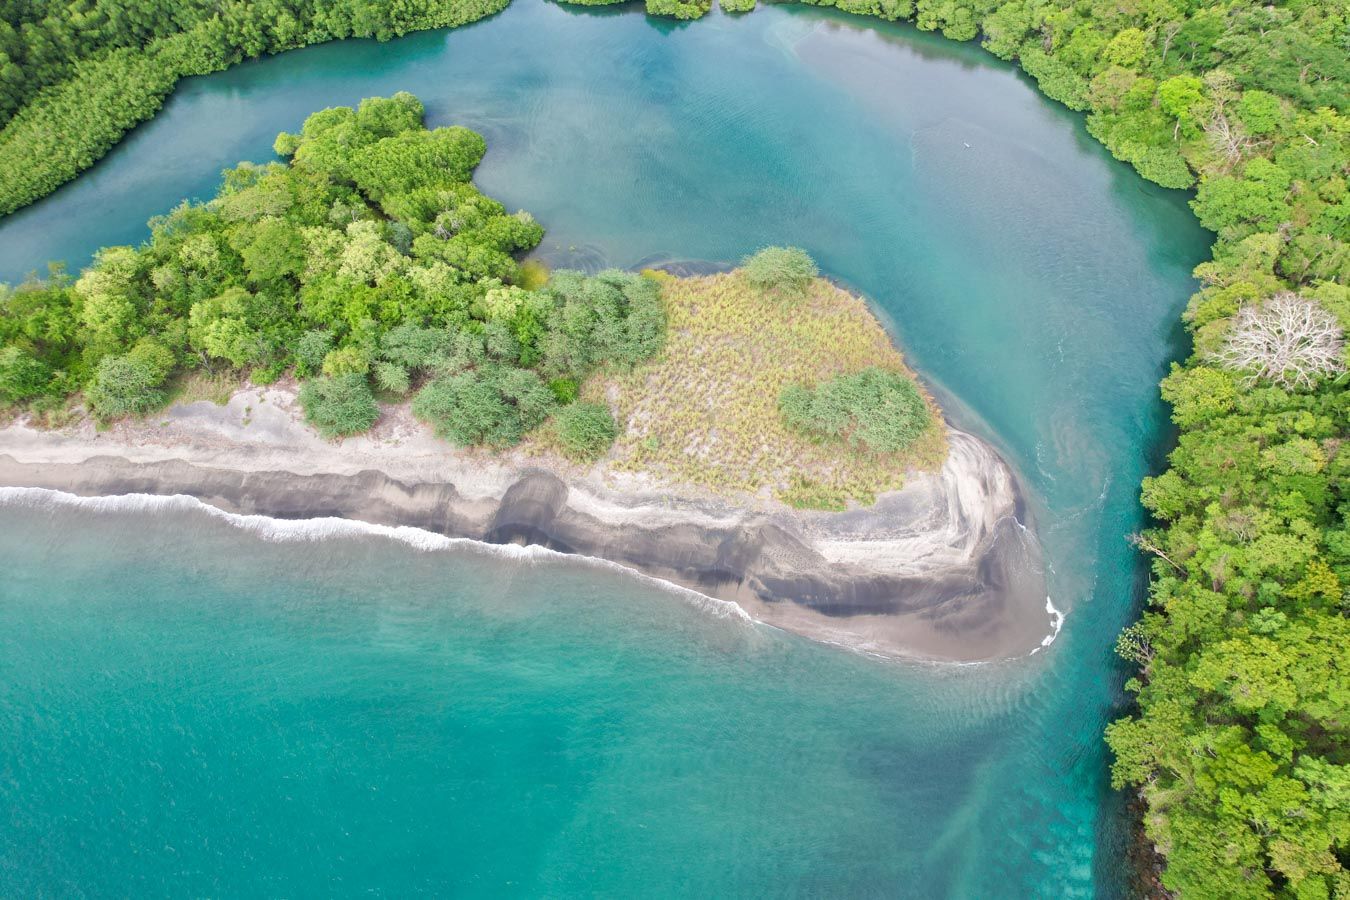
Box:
[0,385,1053,661]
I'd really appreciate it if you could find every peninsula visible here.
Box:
[0,93,1052,661]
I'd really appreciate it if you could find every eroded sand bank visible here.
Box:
[0,385,1054,661]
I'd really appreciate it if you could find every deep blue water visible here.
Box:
[0,1,1209,895]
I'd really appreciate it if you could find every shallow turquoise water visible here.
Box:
[0,1,1210,895]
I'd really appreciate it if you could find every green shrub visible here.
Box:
[298,374,379,438]
[741,247,819,295]
[780,367,931,453]
[373,361,411,395]
[548,377,580,404]
[0,96,675,446]
[412,365,554,448]
[321,346,370,377]
[0,346,53,405]
[554,402,618,460]
[85,353,169,419]
[294,330,333,378]
[378,324,452,372]
[538,269,666,379]
[251,359,287,385]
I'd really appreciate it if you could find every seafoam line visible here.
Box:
[0,485,753,623]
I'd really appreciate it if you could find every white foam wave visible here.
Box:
[1030,595,1066,653]
[1,486,1071,663]
[0,486,753,623]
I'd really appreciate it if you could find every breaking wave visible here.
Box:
[0,486,754,623]
[0,484,1069,659]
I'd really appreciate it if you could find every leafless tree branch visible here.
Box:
[1129,532,1183,573]
[1204,108,1258,172]
[1213,292,1346,390]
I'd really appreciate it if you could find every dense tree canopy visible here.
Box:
[0,94,660,459]
[0,0,511,215]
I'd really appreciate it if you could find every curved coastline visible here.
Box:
[0,387,1053,662]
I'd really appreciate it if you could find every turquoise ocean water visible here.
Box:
[0,2,1211,894]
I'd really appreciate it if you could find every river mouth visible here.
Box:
[0,0,1210,894]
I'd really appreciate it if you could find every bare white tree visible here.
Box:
[1204,107,1258,172]
[1214,292,1347,389]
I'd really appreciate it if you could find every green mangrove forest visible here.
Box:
[0,0,1347,896]
[0,0,509,216]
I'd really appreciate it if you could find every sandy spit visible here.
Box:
[0,386,1053,662]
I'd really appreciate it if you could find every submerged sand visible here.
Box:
[0,385,1054,662]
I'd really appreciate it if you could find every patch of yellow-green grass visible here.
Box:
[2,392,80,429]
[593,272,947,506]
[165,369,242,407]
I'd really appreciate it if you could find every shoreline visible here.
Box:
[0,385,1054,662]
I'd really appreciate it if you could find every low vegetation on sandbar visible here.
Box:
[595,255,946,508]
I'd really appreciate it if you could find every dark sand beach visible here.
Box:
[0,386,1054,661]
